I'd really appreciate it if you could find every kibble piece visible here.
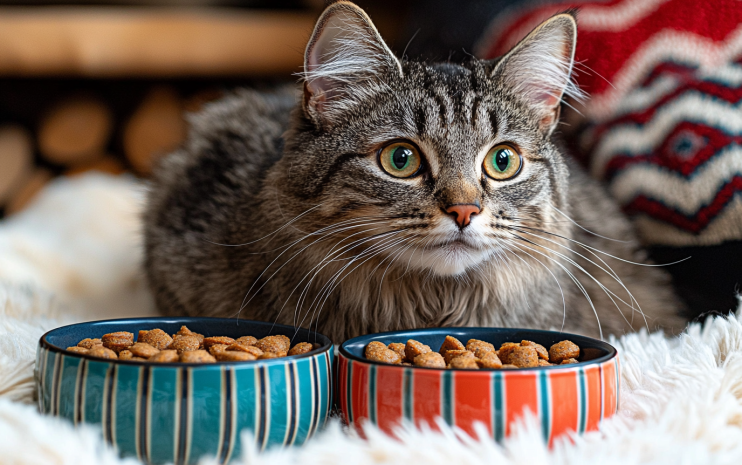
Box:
[560,358,579,365]
[413,352,446,368]
[180,350,216,363]
[365,341,402,364]
[77,338,102,349]
[175,326,204,343]
[258,352,287,359]
[66,346,89,354]
[439,335,465,355]
[498,342,520,364]
[215,350,257,362]
[208,344,230,356]
[502,364,518,369]
[129,342,160,359]
[235,336,258,347]
[255,335,291,354]
[288,342,313,356]
[88,346,118,360]
[443,349,472,365]
[169,335,200,353]
[549,340,580,364]
[101,332,134,354]
[538,359,553,367]
[521,340,549,360]
[149,350,179,363]
[202,336,235,349]
[388,343,406,359]
[466,339,495,354]
[404,339,432,362]
[449,353,479,369]
[509,346,539,368]
[476,351,503,369]
[118,350,134,360]
[472,347,495,359]
[138,329,172,350]
[227,343,263,357]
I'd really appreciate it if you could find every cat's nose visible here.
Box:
[444,203,481,229]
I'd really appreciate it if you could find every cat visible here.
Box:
[144,1,685,343]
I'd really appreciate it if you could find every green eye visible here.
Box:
[483,144,522,180]
[379,142,422,178]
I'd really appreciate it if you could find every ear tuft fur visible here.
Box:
[492,13,586,133]
[301,1,402,126]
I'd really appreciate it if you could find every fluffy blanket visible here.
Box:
[1,173,741,464]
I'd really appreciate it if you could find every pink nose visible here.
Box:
[445,204,481,229]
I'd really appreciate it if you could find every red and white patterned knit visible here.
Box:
[476,0,742,248]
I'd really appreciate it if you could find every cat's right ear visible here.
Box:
[302,1,402,127]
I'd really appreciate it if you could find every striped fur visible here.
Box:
[144,2,685,343]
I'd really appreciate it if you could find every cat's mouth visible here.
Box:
[426,237,481,251]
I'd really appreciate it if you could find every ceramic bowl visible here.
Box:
[36,317,333,464]
[338,327,618,445]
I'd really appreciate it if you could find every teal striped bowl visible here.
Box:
[36,317,334,464]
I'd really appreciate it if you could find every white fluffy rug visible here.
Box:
[1,173,741,464]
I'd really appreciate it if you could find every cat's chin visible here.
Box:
[402,240,491,277]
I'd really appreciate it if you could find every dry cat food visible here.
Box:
[65,326,319,363]
[364,335,580,369]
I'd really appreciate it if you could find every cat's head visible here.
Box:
[277,1,583,276]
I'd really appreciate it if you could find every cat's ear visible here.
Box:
[491,13,582,134]
[302,1,402,126]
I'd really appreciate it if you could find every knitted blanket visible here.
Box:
[1,173,742,464]
[476,0,742,317]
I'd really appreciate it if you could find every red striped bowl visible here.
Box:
[338,328,619,445]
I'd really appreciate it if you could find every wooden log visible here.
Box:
[0,125,33,205]
[38,96,112,165]
[6,169,52,215]
[0,8,314,77]
[65,156,126,177]
[124,86,186,176]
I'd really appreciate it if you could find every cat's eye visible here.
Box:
[483,144,522,180]
[378,142,422,178]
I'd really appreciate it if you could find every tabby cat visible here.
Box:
[144,1,685,342]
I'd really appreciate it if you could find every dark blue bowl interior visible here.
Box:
[42,317,332,361]
[341,327,615,369]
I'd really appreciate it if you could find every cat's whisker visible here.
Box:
[511,231,650,334]
[506,238,604,340]
[299,231,413,332]
[301,233,413,332]
[509,232,638,316]
[547,204,630,243]
[204,203,326,247]
[498,241,565,329]
[247,216,388,255]
[267,227,403,328]
[508,226,644,317]
[285,225,406,321]
[511,225,645,324]
[237,219,395,317]
[294,231,407,324]
[516,223,691,268]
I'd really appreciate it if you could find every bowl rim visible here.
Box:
[339,326,617,372]
[39,316,333,367]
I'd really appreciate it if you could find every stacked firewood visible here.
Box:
[0,86,223,216]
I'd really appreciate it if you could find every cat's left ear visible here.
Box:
[491,13,581,134]
[303,1,402,126]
